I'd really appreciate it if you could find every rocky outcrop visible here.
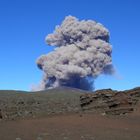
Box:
[80,88,140,115]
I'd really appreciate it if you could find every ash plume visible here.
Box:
[36,16,114,91]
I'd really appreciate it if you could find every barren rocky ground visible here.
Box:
[0,87,140,140]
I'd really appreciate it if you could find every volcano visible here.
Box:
[0,87,140,140]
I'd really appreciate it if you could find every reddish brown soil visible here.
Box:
[0,111,140,140]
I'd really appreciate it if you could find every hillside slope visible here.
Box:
[0,87,140,120]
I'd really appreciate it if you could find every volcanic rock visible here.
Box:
[0,87,140,120]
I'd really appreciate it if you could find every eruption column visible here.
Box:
[36,16,114,91]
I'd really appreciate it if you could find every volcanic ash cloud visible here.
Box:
[36,16,114,91]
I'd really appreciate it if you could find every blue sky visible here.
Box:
[0,0,140,91]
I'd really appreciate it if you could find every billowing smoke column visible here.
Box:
[36,16,114,91]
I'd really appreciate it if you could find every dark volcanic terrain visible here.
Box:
[0,87,140,140]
